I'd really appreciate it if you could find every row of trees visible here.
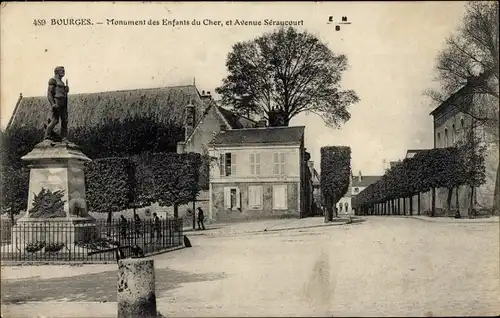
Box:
[353,137,486,215]
[320,146,351,221]
[86,152,202,225]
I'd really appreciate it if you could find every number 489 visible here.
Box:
[33,19,47,26]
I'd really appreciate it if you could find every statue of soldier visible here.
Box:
[44,66,69,142]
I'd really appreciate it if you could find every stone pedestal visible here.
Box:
[117,259,157,318]
[11,140,97,246]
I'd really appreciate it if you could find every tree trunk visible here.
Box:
[107,210,112,236]
[192,199,196,230]
[469,186,475,218]
[446,188,453,216]
[431,188,436,217]
[403,197,406,216]
[174,203,179,219]
[455,186,461,218]
[417,193,421,215]
[493,161,500,216]
[409,195,413,216]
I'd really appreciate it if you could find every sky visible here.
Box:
[0,1,467,175]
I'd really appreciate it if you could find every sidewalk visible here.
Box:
[408,215,499,223]
[182,216,352,237]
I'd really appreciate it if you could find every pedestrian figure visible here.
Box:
[197,207,206,230]
[134,214,143,237]
[151,212,162,241]
[119,215,128,240]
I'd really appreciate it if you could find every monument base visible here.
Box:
[12,217,98,247]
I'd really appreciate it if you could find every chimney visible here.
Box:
[201,90,212,103]
[256,119,267,127]
[358,170,362,182]
[184,101,195,141]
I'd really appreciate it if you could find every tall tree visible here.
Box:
[426,1,499,214]
[320,146,351,221]
[216,27,359,127]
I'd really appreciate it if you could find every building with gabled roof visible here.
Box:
[7,85,208,131]
[207,125,311,221]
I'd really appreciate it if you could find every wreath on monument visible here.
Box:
[29,188,67,218]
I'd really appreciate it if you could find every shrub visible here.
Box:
[0,165,29,222]
[44,242,65,253]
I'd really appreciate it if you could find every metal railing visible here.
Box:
[0,218,183,263]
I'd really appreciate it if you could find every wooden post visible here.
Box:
[117,259,157,318]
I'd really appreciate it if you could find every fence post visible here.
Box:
[117,258,157,318]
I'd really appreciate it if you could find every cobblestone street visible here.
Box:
[2,217,499,317]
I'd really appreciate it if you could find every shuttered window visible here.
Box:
[248,186,263,209]
[272,185,287,210]
[224,187,241,210]
[250,153,261,175]
[273,152,286,175]
[220,153,237,176]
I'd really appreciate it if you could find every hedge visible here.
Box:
[133,152,202,207]
[84,158,136,219]
[320,146,351,219]
[353,144,486,210]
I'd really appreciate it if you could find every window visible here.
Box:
[272,185,288,210]
[339,204,343,212]
[224,187,240,210]
[250,153,261,175]
[248,185,263,209]
[220,153,237,176]
[353,187,359,193]
[437,132,441,146]
[345,202,349,212]
[444,128,449,147]
[273,152,286,175]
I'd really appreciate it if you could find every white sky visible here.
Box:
[0,1,466,175]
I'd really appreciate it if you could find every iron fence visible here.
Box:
[0,218,183,263]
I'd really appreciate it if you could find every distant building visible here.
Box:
[207,126,312,221]
[405,149,428,159]
[337,170,382,216]
[308,161,321,214]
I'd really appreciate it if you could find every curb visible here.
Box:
[183,219,353,237]
[407,216,499,224]
[259,219,352,233]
